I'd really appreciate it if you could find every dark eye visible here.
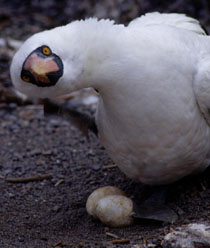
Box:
[21,70,35,84]
[22,75,30,82]
[42,46,51,55]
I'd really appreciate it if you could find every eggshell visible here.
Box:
[95,195,134,227]
[86,186,125,218]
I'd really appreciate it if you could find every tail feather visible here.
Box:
[128,12,206,35]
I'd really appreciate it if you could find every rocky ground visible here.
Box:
[0,1,210,247]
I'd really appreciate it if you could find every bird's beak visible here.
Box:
[24,53,59,83]
[21,48,63,87]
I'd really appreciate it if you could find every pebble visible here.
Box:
[91,163,101,171]
[13,152,22,160]
[8,103,17,110]
[42,150,52,156]
[53,205,61,213]
[28,149,41,156]
[87,149,95,156]
[8,193,15,198]
[18,235,25,242]
[49,118,60,127]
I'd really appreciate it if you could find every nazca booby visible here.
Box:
[10,12,210,185]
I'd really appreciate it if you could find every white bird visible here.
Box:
[10,12,210,185]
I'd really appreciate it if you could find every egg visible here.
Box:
[86,186,134,227]
[95,195,134,227]
[86,186,125,218]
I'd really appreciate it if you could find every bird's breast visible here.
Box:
[96,79,210,184]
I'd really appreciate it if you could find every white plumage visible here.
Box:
[10,13,210,184]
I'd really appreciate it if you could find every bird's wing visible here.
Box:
[193,56,210,127]
[128,12,206,35]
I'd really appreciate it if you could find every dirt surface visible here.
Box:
[0,1,210,248]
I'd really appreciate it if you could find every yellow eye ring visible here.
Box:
[22,75,30,82]
[42,47,51,55]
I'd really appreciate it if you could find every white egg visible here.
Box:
[86,186,125,218]
[95,195,134,227]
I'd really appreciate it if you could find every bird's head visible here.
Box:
[10,26,84,99]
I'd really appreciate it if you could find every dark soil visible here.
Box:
[0,1,210,247]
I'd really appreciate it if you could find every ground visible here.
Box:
[0,1,210,247]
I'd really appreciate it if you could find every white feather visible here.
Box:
[129,12,206,35]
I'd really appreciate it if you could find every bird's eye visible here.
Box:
[42,46,51,55]
[22,75,30,82]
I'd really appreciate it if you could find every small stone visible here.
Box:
[29,149,41,156]
[87,149,95,156]
[18,235,25,242]
[56,159,61,165]
[53,205,60,212]
[8,103,17,109]
[49,118,60,127]
[42,150,52,156]
[21,120,29,127]
[35,159,45,166]
[8,193,15,198]
[147,244,156,248]
[13,152,22,160]
[91,164,101,171]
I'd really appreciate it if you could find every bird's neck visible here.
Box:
[63,19,126,93]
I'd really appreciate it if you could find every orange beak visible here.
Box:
[21,46,63,87]
[24,53,59,84]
